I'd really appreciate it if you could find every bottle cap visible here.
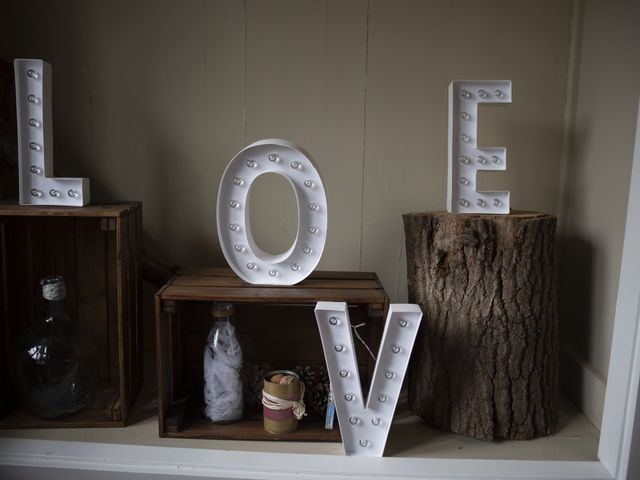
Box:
[41,276,66,301]
[211,302,234,318]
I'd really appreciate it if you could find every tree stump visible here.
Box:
[403,211,558,441]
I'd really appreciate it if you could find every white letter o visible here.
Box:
[217,139,328,285]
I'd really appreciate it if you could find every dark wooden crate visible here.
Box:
[155,268,389,441]
[0,201,143,427]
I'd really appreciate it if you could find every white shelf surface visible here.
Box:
[0,379,598,461]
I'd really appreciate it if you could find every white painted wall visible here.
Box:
[1,0,638,431]
[557,0,640,428]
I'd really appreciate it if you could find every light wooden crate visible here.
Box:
[155,267,389,441]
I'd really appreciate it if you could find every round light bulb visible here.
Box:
[29,165,41,174]
[329,316,338,325]
[29,142,42,152]
[391,344,401,354]
[229,200,239,208]
[27,69,40,80]
[459,177,469,185]
[460,133,470,142]
[268,269,277,277]
[344,393,353,401]
[28,118,41,128]
[477,199,486,207]
[371,418,381,426]
[339,370,348,378]
[460,112,470,120]
[334,344,344,352]
[478,156,487,164]
[378,394,387,403]
[492,155,501,164]
[268,153,278,162]
[478,89,488,98]
[291,263,299,271]
[27,94,40,104]
[348,417,358,425]
[290,161,300,169]
[308,203,319,211]
[304,180,314,188]
[308,226,318,234]
[229,224,239,231]
[359,439,369,447]
[303,246,312,254]
[399,319,408,327]
[30,189,43,197]
[67,190,79,198]
[384,370,394,379]
[458,198,470,207]
[233,177,244,186]
[234,244,245,252]
[495,89,504,98]
[460,155,471,164]
[246,160,256,168]
[493,198,502,207]
[49,189,60,197]
[247,262,256,270]
[460,89,471,98]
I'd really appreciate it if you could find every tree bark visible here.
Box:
[403,211,558,441]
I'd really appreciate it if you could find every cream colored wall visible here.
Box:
[557,0,640,428]
[1,0,573,283]
[6,0,635,429]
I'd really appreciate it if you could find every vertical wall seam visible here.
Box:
[242,0,248,145]
[358,0,371,271]
[556,0,584,235]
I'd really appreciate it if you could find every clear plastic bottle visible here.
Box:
[203,302,243,422]
[13,276,98,418]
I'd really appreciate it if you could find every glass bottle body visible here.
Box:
[13,277,98,418]
[203,303,243,423]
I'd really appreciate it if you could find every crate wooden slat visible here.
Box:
[0,201,143,428]
[156,268,389,441]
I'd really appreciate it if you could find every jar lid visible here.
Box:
[211,302,234,318]
[41,275,66,301]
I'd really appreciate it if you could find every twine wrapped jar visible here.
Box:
[263,370,303,434]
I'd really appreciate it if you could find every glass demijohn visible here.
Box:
[13,276,98,418]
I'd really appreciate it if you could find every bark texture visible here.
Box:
[404,211,558,441]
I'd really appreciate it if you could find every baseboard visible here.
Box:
[560,346,606,430]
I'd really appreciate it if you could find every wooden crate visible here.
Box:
[155,268,389,441]
[0,201,143,427]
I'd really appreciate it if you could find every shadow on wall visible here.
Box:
[557,233,595,407]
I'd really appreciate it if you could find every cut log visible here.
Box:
[403,211,558,441]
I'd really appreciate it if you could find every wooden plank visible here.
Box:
[0,220,9,415]
[115,215,129,423]
[106,218,119,383]
[134,206,144,400]
[164,417,341,442]
[0,201,140,217]
[179,267,378,281]
[171,276,380,290]
[0,381,124,429]
[74,218,109,380]
[161,286,387,304]
[155,292,171,437]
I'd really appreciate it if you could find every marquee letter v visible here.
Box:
[314,302,422,456]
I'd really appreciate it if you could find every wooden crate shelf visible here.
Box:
[0,201,143,428]
[155,268,389,441]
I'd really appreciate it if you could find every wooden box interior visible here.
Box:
[156,269,389,441]
[0,202,142,427]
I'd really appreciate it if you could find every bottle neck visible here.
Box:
[43,298,69,323]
